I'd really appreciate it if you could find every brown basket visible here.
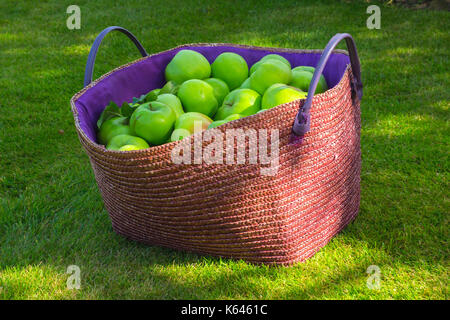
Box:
[71,28,363,265]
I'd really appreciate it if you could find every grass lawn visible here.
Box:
[0,0,448,299]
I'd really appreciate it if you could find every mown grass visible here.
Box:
[0,0,448,299]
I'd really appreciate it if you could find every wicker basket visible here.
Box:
[71,27,363,265]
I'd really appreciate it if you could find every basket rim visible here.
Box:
[70,42,351,155]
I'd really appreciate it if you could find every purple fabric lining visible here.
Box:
[74,45,350,142]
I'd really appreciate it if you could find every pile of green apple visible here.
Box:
[97,50,328,151]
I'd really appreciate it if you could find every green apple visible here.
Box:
[292,66,315,73]
[177,79,218,117]
[211,52,248,90]
[250,54,291,75]
[289,70,313,93]
[165,49,211,84]
[118,145,143,151]
[260,54,291,68]
[130,101,176,145]
[204,78,230,105]
[208,114,242,129]
[156,93,184,119]
[239,78,251,89]
[290,66,328,94]
[170,112,212,142]
[106,134,150,151]
[223,113,242,121]
[208,120,227,129]
[249,59,292,94]
[97,116,132,145]
[214,88,261,120]
[261,83,307,109]
[249,61,262,75]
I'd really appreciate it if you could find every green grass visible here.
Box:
[0,0,448,300]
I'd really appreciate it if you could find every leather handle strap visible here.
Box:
[292,33,363,136]
[83,26,148,87]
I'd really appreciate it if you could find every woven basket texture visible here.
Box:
[71,45,361,265]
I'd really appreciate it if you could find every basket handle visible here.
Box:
[292,33,363,136]
[83,26,148,87]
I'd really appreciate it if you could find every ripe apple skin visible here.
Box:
[249,61,262,75]
[250,54,291,75]
[130,101,176,146]
[214,88,261,120]
[165,49,211,84]
[177,79,218,117]
[211,52,248,90]
[208,120,226,129]
[290,66,328,94]
[239,78,251,89]
[208,113,242,129]
[293,66,315,73]
[106,134,150,151]
[156,93,184,119]
[261,83,307,109]
[290,70,313,92]
[118,145,142,151]
[204,78,230,105]
[98,116,132,145]
[170,112,212,142]
[260,54,291,68]
[249,59,292,95]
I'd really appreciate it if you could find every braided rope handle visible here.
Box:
[83,26,148,87]
[292,33,363,136]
